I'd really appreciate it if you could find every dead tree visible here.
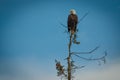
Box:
[55,13,107,80]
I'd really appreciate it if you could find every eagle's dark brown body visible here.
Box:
[67,14,78,33]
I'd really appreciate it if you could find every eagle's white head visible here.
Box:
[70,9,76,14]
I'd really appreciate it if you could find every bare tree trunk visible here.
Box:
[67,33,72,80]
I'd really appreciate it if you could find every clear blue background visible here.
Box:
[0,0,120,80]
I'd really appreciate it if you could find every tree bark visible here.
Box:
[67,34,72,80]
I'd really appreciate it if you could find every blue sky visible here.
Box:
[0,0,120,80]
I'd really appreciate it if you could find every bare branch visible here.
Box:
[71,46,100,55]
[72,66,85,70]
[60,22,67,28]
[72,51,107,61]
[78,12,89,23]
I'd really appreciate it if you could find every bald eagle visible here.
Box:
[67,9,78,34]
